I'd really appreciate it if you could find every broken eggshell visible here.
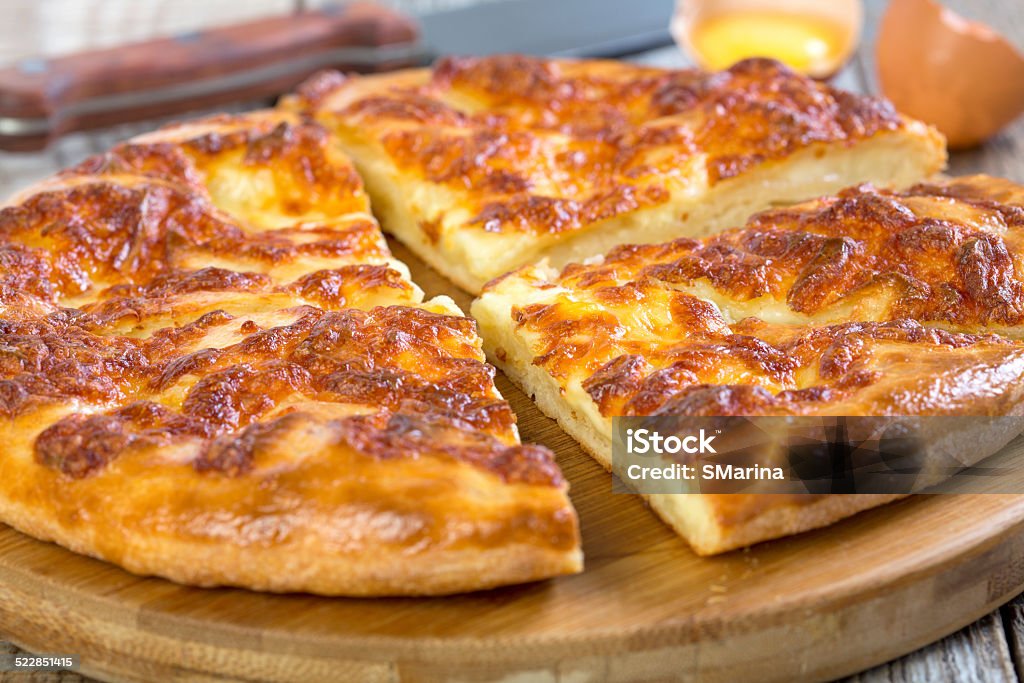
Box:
[877,0,1024,150]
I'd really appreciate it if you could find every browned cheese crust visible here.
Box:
[569,176,1024,333]
[0,111,581,595]
[288,55,945,292]
[472,176,1024,554]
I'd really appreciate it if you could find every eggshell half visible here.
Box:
[877,0,1024,149]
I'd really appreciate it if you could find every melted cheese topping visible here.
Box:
[559,176,1024,334]
[475,177,1024,424]
[0,112,580,590]
[289,56,946,291]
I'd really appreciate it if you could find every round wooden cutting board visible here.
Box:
[3,242,1024,683]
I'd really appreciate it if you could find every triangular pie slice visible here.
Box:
[288,55,945,293]
[0,111,581,596]
[472,176,1024,555]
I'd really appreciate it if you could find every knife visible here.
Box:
[0,2,424,151]
[417,0,675,59]
[0,0,676,152]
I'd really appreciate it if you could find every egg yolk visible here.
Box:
[690,11,851,76]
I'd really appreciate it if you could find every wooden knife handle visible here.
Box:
[0,2,420,151]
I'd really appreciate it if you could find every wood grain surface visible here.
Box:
[846,613,1017,683]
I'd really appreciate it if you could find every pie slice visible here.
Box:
[0,112,581,596]
[472,176,1024,555]
[287,55,946,294]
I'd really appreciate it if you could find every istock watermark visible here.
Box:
[611,415,1024,495]
[624,427,719,455]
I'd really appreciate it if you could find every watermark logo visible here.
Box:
[625,427,717,455]
[611,415,1024,495]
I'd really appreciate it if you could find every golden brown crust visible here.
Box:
[304,56,905,209]
[564,176,1024,331]
[0,111,581,595]
[512,296,1024,418]
[472,177,1024,554]
[290,55,945,292]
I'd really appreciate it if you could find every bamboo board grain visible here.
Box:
[3,240,1024,683]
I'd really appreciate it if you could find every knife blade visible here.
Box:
[417,0,675,59]
[0,0,678,152]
